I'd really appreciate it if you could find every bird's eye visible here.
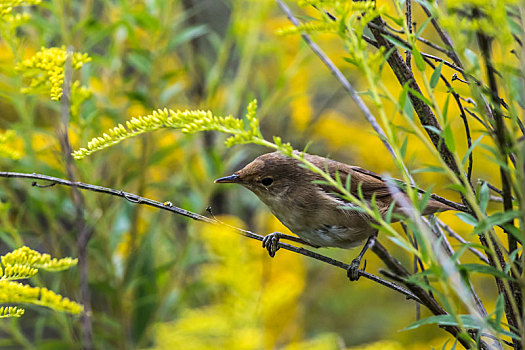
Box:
[261,177,273,187]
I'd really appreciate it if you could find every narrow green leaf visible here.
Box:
[413,47,426,71]
[459,263,513,280]
[494,294,504,328]
[407,87,433,107]
[422,125,442,136]
[412,166,446,174]
[418,188,433,214]
[442,94,450,122]
[384,200,396,223]
[400,137,408,158]
[455,212,478,226]
[343,56,358,66]
[473,211,521,235]
[478,182,489,213]
[415,16,433,37]
[383,34,411,51]
[447,183,467,194]
[403,314,482,331]
[430,62,443,89]
[345,173,352,192]
[443,124,455,152]
[462,136,483,166]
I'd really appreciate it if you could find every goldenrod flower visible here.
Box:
[16,46,91,101]
[0,246,82,317]
[0,0,41,17]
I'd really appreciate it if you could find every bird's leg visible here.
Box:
[262,232,315,258]
[347,232,378,281]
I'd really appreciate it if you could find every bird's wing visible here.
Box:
[304,154,393,204]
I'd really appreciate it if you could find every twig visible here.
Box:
[0,171,420,303]
[418,2,464,74]
[275,0,407,178]
[477,28,521,347]
[372,242,489,350]
[422,57,474,183]
[405,0,412,66]
[438,221,490,265]
[59,48,93,350]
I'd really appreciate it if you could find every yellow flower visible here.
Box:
[0,0,41,17]
[16,46,91,101]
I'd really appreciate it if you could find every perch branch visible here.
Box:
[0,171,420,303]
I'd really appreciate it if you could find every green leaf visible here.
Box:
[443,124,455,152]
[462,136,483,166]
[502,223,524,244]
[400,136,408,158]
[345,172,352,192]
[384,200,396,223]
[343,56,358,66]
[423,125,442,136]
[418,188,433,214]
[415,16,433,37]
[442,94,450,122]
[446,183,466,194]
[168,25,209,50]
[430,62,443,89]
[456,212,478,226]
[494,294,504,328]
[412,47,426,71]
[473,211,521,235]
[478,182,489,213]
[408,87,434,108]
[412,166,446,174]
[383,34,411,51]
[403,314,482,331]
[459,263,513,280]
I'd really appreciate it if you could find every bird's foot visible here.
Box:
[262,232,282,258]
[347,258,367,281]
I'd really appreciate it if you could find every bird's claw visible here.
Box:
[347,259,367,281]
[262,232,281,258]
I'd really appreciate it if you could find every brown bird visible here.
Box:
[215,151,455,280]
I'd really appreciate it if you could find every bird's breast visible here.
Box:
[264,197,375,249]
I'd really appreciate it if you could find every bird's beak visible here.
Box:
[214,174,240,184]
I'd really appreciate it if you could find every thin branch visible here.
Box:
[59,47,93,350]
[422,56,474,183]
[438,221,490,265]
[0,171,420,303]
[275,0,409,179]
[418,2,464,74]
[405,0,412,66]
[477,29,521,346]
[372,242,489,350]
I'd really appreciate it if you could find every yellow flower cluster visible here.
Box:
[0,306,24,318]
[16,46,91,101]
[0,263,37,280]
[0,0,41,17]
[73,99,264,159]
[2,246,78,271]
[0,246,82,317]
[0,281,83,314]
[276,21,339,36]
[0,130,21,160]
[39,287,84,314]
[1,12,29,26]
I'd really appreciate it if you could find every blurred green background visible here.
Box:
[0,0,501,348]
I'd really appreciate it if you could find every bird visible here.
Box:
[215,151,455,280]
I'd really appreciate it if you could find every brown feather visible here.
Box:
[218,151,455,249]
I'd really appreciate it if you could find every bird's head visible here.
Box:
[215,151,305,200]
